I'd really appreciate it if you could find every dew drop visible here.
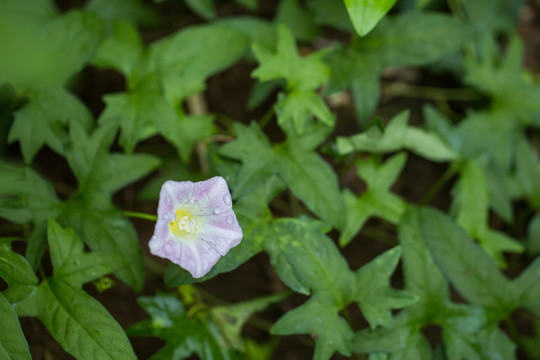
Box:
[225,215,234,225]
[214,208,222,215]
[223,193,232,206]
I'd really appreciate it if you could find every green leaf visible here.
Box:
[398,207,449,309]
[0,237,38,314]
[352,312,431,359]
[37,278,136,360]
[462,0,525,36]
[265,218,358,359]
[221,122,345,229]
[354,12,470,68]
[0,292,31,360]
[215,17,276,50]
[60,202,145,291]
[24,221,47,270]
[340,153,407,245]
[252,25,329,91]
[269,218,354,300]
[275,0,319,41]
[185,0,216,20]
[0,238,38,288]
[0,163,60,224]
[418,206,515,312]
[451,158,523,267]
[66,121,161,197]
[513,258,540,316]
[336,111,456,161]
[8,89,93,163]
[443,321,516,360]
[219,122,275,198]
[325,46,381,122]
[47,218,124,288]
[129,293,242,360]
[211,292,289,351]
[235,0,258,10]
[0,10,104,90]
[354,246,418,329]
[150,23,249,103]
[275,143,345,230]
[465,35,540,123]
[99,90,215,162]
[85,0,160,27]
[327,13,468,122]
[527,214,540,256]
[252,24,331,132]
[93,20,144,79]
[275,90,334,132]
[343,0,397,36]
[307,0,353,32]
[271,298,353,360]
[452,160,489,240]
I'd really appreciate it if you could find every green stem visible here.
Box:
[382,82,482,102]
[420,166,456,205]
[123,211,158,221]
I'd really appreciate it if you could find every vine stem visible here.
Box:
[420,166,456,205]
[382,82,482,101]
[123,211,157,221]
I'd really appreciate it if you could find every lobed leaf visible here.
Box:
[354,247,418,329]
[271,298,353,360]
[336,111,456,161]
[47,219,124,288]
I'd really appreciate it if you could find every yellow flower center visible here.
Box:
[169,209,200,237]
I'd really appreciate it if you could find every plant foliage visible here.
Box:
[1,0,539,359]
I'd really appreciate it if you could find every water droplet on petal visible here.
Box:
[223,193,232,206]
[225,215,234,225]
[214,208,222,214]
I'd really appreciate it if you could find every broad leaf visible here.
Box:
[85,0,159,26]
[0,10,104,90]
[275,0,319,41]
[0,292,31,360]
[47,219,124,288]
[37,279,136,360]
[418,206,515,312]
[398,207,449,310]
[60,202,145,291]
[275,143,345,229]
[0,163,60,224]
[149,23,249,103]
[343,0,397,36]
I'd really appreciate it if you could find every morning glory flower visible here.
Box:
[148,176,243,278]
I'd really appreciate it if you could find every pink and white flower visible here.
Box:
[148,176,243,278]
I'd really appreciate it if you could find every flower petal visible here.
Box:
[149,176,243,278]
